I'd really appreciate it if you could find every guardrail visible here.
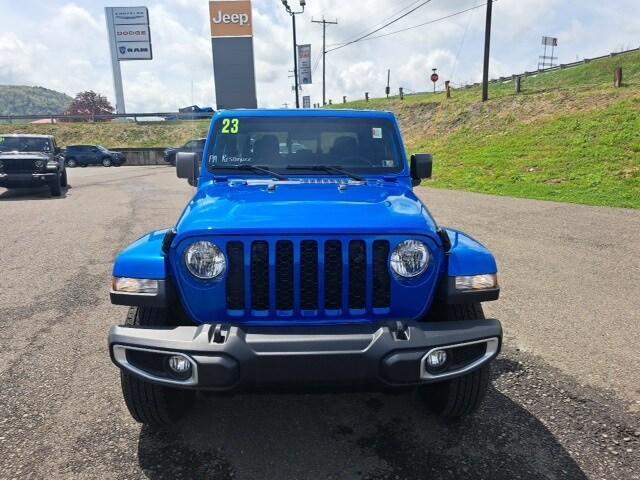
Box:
[0,111,214,124]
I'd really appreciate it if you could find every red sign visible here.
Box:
[430,73,439,83]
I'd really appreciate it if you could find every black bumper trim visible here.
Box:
[109,319,502,390]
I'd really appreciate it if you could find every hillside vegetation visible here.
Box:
[331,50,640,209]
[0,120,210,148]
[0,85,72,116]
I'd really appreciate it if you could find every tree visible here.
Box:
[64,90,114,121]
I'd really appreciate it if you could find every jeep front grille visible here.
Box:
[2,159,39,173]
[225,238,392,317]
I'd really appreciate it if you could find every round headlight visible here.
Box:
[185,241,226,279]
[390,240,430,278]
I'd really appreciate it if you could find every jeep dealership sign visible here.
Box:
[209,0,253,38]
[209,0,257,109]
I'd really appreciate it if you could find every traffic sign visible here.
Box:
[430,73,439,83]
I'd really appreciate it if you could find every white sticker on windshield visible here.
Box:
[384,160,395,167]
[372,128,382,139]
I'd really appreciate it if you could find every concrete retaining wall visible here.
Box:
[117,148,168,166]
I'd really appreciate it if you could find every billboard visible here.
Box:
[107,6,152,61]
[297,44,312,85]
[210,1,253,38]
[209,0,257,109]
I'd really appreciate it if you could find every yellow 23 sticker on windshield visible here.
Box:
[221,118,240,134]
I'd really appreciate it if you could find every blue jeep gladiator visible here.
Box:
[108,109,501,427]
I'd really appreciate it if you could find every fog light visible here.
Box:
[168,355,191,374]
[426,350,448,369]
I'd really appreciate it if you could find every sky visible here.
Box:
[0,0,639,112]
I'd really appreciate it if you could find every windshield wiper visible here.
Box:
[210,164,288,181]
[285,165,364,182]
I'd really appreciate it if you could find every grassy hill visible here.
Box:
[0,120,210,149]
[331,50,640,209]
[0,85,73,116]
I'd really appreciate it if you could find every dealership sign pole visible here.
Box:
[105,6,153,114]
[209,0,258,109]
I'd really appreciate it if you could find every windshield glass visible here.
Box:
[206,117,403,174]
[0,136,52,153]
[97,145,108,152]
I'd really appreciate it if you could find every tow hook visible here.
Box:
[211,324,228,344]
[392,321,410,341]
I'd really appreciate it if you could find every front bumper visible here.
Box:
[109,319,502,391]
[0,172,57,187]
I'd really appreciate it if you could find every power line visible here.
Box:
[451,0,478,82]
[326,0,433,53]
[327,2,492,51]
[336,0,425,45]
[312,17,339,106]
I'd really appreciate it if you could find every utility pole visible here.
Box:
[282,0,306,109]
[482,0,493,102]
[312,17,338,106]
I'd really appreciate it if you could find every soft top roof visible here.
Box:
[213,109,397,121]
[0,134,54,139]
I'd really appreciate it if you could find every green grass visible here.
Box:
[0,120,210,148]
[330,50,640,208]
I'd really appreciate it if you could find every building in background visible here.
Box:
[209,0,258,109]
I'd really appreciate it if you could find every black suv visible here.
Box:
[0,134,67,197]
[164,138,205,166]
[65,145,126,168]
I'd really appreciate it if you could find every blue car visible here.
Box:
[108,109,502,427]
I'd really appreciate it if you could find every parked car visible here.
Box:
[64,145,126,168]
[163,138,206,166]
[164,105,215,122]
[108,109,501,427]
[0,134,67,196]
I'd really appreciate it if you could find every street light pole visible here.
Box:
[282,0,306,109]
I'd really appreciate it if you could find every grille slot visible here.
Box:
[300,240,319,310]
[250,241,269,310]
[348,240,367,310]
[275,241,294,310]
[226,242,244,310]
[324,240,343,309]
[373,240,391,308]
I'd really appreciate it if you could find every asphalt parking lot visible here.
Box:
[0,166,638,479]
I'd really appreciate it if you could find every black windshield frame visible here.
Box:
[0,136,53,153]
[205,117,405,176]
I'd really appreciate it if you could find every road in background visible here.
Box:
[0,168,638,479]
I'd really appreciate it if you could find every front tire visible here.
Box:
[119,307,194,427]
[419,303,491,418]
[49,174,62,197]
[60,169,68,187]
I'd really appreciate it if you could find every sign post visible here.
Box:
[105,6,152,114]
[430,69,439,94]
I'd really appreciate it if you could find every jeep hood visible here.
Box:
[0,152,51,160]
[175,181,438,238]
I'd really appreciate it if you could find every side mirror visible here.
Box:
[176,152,200,187]
[410,153,433,186]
